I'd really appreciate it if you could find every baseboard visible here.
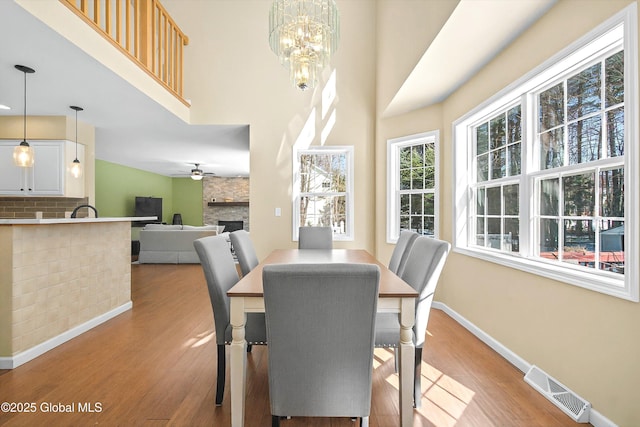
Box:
[0,301,132,370]
[587,409,619,427]
[432,302,617,427]
[432,301,530,372]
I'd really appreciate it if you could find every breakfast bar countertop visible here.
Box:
[0,216,156,225]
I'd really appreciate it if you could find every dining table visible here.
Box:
[227,249,418,427]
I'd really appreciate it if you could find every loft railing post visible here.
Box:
[115,0,122,45]
[93,0,99,25]
[139,0,154,71]
[125,0,131,52]
[134,0,139,58]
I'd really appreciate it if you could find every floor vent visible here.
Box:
[524,365,590,423]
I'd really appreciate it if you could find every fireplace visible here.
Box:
[218,220,243,233]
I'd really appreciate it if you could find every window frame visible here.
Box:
[386,131,440,243]
[292,145,354,241]
[452,5,638,301]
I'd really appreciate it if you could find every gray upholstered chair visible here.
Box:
[375,236,450,408]
[193,235,267,406]
[229,229,258,276]
[388,230,419,276]
[263,263,380,427]
[298,226,333,249]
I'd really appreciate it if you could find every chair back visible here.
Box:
[230,230,259,276]
[298,226,333,249]
[401,236,450,347]
[263,263,380,418]
[388,230,419,276]
[194,235,239,345]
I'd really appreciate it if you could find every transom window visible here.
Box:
[293,147,353,240]
[387,131,439,243]
[453,7,638,301]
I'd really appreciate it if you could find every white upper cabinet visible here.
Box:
[0,143,23,193]
[0,140,85,197]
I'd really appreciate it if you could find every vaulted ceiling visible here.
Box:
[0,0,556,178]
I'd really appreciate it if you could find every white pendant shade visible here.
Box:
[13,142,34,167]
[70,159,82,178]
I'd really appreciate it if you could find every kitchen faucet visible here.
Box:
[70,204,99,218]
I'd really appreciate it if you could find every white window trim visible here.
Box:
[452,4,639,302]
[386,130,440,243]
[292,145,354,241]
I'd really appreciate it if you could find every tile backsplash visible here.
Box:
[0,197,89,219]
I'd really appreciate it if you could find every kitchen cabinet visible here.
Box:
[0,140,84,197]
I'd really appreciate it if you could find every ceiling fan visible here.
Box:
[173,163,216,180]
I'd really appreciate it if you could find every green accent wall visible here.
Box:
[172,177,203,226]
[95,160,202,226]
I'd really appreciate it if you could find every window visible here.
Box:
[387,131,439,243]
[474,106,522,252]
[293,146,353,240]
[453,6,638,301]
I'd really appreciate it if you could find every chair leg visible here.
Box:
[215,344,225,406]
[394,347,399,373]
[272,415,280,427]
[361,416,369,427]
[414,347,423,408]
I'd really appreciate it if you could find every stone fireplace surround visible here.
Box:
[202,177,249,231]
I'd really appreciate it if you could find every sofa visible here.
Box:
[138,224,227,264]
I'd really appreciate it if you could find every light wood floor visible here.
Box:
[0,264,585,426]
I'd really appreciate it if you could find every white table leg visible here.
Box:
[230,297,247,427]
[399,297,415,427]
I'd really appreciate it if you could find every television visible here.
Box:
[135,197,162,222]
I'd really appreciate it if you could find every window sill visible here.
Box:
[453,246,635,302]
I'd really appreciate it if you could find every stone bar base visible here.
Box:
[0,220,134,368]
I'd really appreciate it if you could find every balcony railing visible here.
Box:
[60,0,189,105]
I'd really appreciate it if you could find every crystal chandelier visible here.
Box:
[269,0,339,91]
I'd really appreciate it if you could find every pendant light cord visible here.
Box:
[23,70,27,142]
[70,105,83,161]
[75,108,78,159]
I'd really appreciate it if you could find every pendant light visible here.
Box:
[13,65,35,167]
[69,106,83,178]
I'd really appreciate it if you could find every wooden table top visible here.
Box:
[228,249,418,298]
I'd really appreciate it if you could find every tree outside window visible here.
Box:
[453,14,636,301]
[295,147,353,240]
[535,50,625,275]
[387,131,439,243]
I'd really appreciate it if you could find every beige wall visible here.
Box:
[377,1,639,425]
[375,0,459,116]
[164,0,377,259]
[0,115,96,204]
